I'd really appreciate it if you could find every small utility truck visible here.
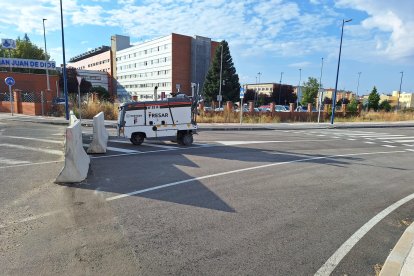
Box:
[117,95,197,146]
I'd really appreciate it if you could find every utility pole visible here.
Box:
[317,58,324,123]
[397,71,404,111]
[331,19,352,125]
[296,68,302,107]
[278,72,283,104]
[42,19,50,92]
[218,44,223,109]
[356,72,361,97]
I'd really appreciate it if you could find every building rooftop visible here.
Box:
[69,46,110,63]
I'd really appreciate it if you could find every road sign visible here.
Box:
[1,39,16,49]
[240,87,245,99]
[76,76,82,85]
[5,76,15,86]
[216,95,222,102]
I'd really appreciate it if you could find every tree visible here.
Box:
[244,89,255,102]
[203,40,241,103]
[347,98,359,115]
[271,84,296,105]
[91,86,111,101]
[379,100,392,112]
[0,34,51,74]
[367,86,380,111]
[59,67,92,94]
[301,77,319,105]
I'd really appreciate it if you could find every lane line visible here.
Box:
[0,157,31,165]
[382,145,396,148]
[0,143,63,156]
[393,140,414,143]
[107,146,140,153]
[215,139,338,146]
[142,143,179,149]
[376,136,413,140]
[0,210,63,229]
[0,135,62,144]
[0,160,63,169]
[315,192,414,276]
[406,149,414,152]
[403,144,414,147]
[364,141,376,144]
[91,144,213,159]
[106,150,407,202]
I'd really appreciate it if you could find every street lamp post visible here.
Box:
[278,72,283,104]
[42,19,50,93]
[257,72,261,107]
[397,71,404,111]
[331,19,352,125]
[317,57,324,123]
[60,0,69,120]
[356,72,361,97]
[218,44,223,109]
[296,68,301,108]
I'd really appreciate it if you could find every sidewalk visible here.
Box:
[380,222,414,275]
[1,113,414,130]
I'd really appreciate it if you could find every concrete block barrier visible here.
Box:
[69,110,78,126]
[55,120,90,183]
[87,112,109,154]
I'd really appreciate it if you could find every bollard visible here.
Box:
[87,112,109,153]
[55,120,90,183]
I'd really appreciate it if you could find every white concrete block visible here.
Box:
[69,110,78,126]
[55,120,90,183]
[87,112,109,153]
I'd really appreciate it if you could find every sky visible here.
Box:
[0,0,413,95]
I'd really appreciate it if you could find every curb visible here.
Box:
[380,222,414,276]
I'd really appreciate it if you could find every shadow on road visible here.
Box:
[58,141,388,213]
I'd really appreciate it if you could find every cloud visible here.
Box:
[288,61,312,68]
[335,0,414,61]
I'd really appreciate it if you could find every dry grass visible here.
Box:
[197,110,281,123]
[198,110,414,124]
[74,101,119,120]
[334,111,414,123]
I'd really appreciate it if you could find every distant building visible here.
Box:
[77,69,109,91]
[322,88,356,101]
[392,91,414,108]
[68,35,130,96]
[115,33,219,100]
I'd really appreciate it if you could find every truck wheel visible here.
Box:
[181,133,193,146]
[130,133,144,145]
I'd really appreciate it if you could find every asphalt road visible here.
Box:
[1,119,414,275]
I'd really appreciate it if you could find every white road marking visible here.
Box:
[406,149,414,152]
[0,210,63,229]
[382,145,396,148]
[106,150,407,201]
[315,192,414,276]
[382,141,394,143]
[142,143,179,149]
[0,160,63,169]
[364,141,376,144]
[0,135,62,144]
[107,146,140,153]
[0,157,31,165]
[215,139,336,146]
[110,139,132,144]
[403,144,414,147]
[0,143,63,156]
[375,136,412,140]
[394,140,414,143]
[347,139,356,141]
[91,144,212,159]
[318,135,326,137]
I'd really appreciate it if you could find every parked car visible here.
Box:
[295,106,307,112]
[275,105,289,112]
